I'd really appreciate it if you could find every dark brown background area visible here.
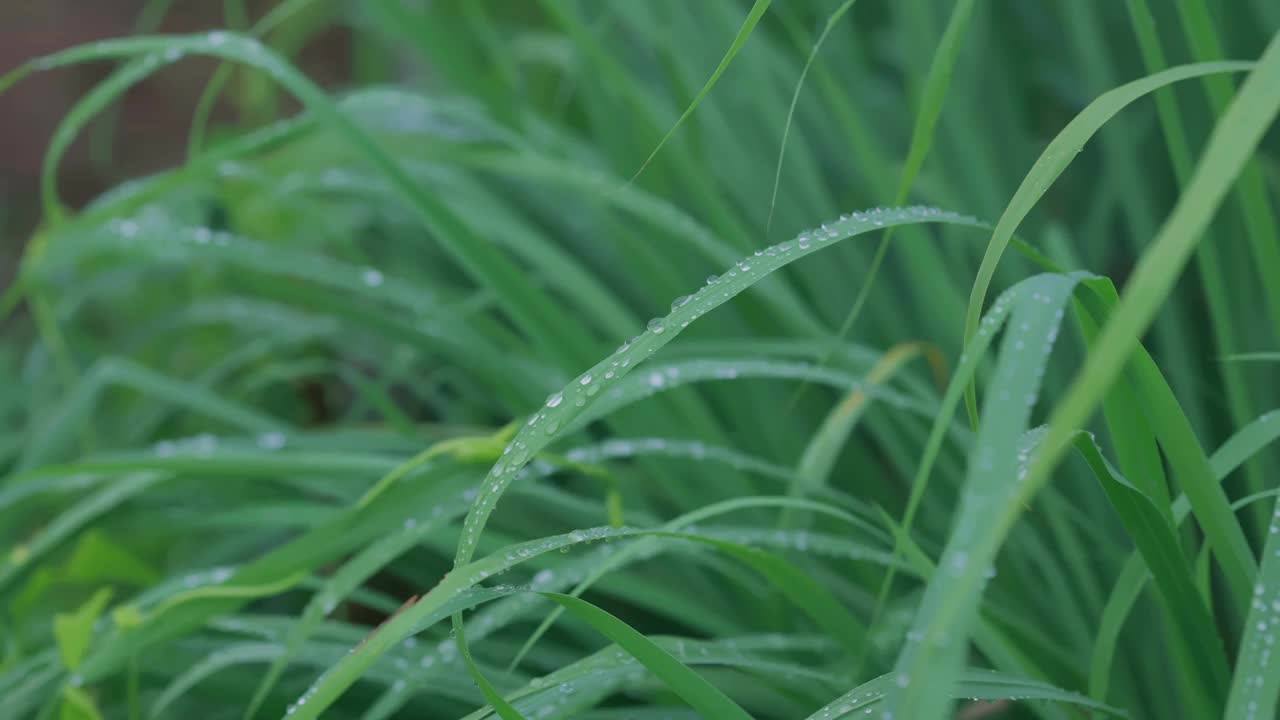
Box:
[0,0,351,292]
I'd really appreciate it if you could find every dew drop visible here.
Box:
[256,431,286,450]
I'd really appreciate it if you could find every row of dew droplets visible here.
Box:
[572,357,931,429]
[97,214,435,316]
[27,29,273,76]
[451,205,977,570]
[1235,498,1280,720]
[883,273,1084,719]
[860,277,1029,719]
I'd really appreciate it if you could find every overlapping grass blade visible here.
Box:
[961,60,1253,421]
[1023,30,1280,611]
[882,272,1092,719]
[541,593,753,720]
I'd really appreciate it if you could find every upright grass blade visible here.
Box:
[858,276,1040,677]
[1023,29,1280,608]
[1173,0,1280,344]
[890,28,1280,720]
[1069,429,1227,716]
[629,0,772,181]
[1074,280,1257,612]
[882,272,1092,720]
[961,60,1254,423]
[764,0,858,234]
[1126,0,1276,537]
[1090,407,1280,703]
[827,0,976,335]
[1223,499,1280,720]
[785,342,941,524]
[783,0,975,415]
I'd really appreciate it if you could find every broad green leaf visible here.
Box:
[54,588,114,671]
[59,686,104,720]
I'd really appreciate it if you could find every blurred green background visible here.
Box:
[2,2,1279,719]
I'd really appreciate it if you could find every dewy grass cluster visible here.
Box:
[1,2,1279,719]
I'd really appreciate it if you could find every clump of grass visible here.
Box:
[1,2,1278,719]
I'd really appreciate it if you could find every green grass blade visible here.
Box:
[882,272,1092,719]
[1025,31,1280,612]
[1223,495,1280,719]
[809,668,1126,719]
[630,0,772,181]
[1090,405,1280,703]
[1223,352,1280,364]
[452,206,979,570]
[789,0,975,413]
[186,0,321,157]
[239,495,470,719]
[0,474,164,593]
[765,0,858,233]
[507,495,890,672]
[1173,0,1280,342]
[542,593,754,720]
[456,618,528,720]
[1069,430,1227,715]
[10,32,594,366]
[961,60,1253,422]
[787,342,938,520]
[1075,280,1257,609]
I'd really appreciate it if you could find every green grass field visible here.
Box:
[2,1,1279,718]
